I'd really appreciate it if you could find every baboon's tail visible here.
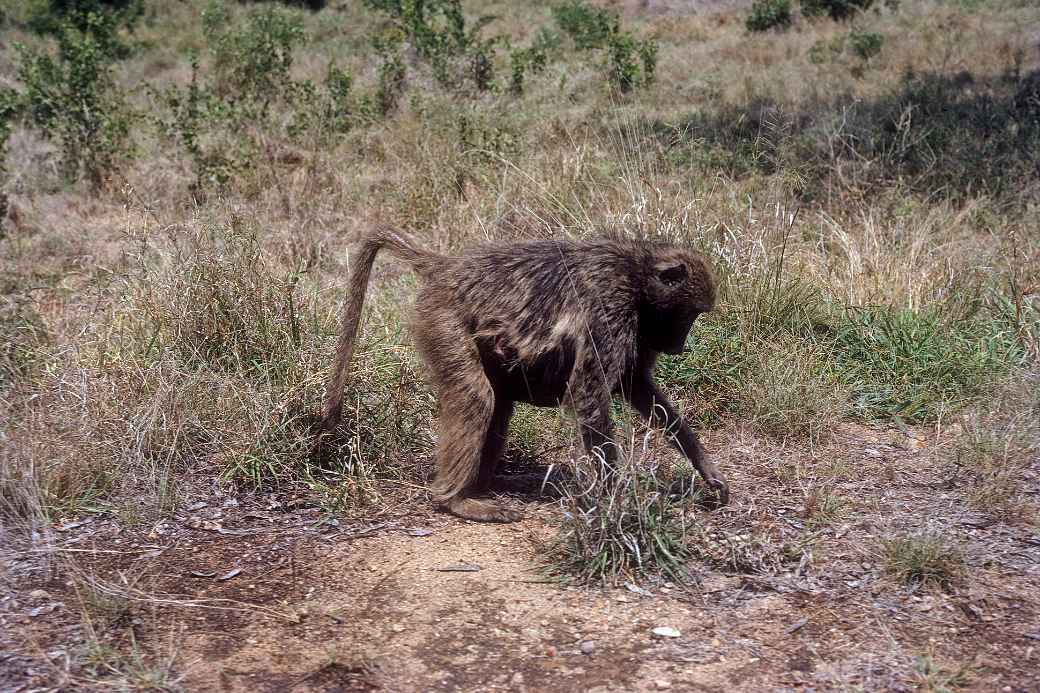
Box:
[319,226,436,433]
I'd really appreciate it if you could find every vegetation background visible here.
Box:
[0,0,1038,689]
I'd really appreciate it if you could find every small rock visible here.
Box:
[579,641,595,655]
[391,623,405,633]
[652,626,681,639]
[510,672,524,685]
[435,562,481,572]
[624,582,653,597]
[655,680,672,690]
[28,590,50,600]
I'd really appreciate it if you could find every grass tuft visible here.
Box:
[546,432,693,585]
[881,532,965,590]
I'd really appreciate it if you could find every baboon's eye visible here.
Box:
[658,263,687,287]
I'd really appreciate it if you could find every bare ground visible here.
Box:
[3,423,1039,692]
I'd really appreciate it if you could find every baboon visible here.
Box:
[319,226,729,523]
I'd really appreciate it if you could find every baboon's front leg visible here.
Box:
[625,375,729,506]
[475,399,514,492]
[566,360,618,468]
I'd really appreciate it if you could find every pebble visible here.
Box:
[510,672,524,685]
[390,623,405,633]
[28,590,50,600]
[655,680,672,690]
[580,641,595,655]
[652,626,681,639]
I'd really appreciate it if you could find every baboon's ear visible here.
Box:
[657,262,688,287]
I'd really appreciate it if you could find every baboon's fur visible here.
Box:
[320,227,728,522]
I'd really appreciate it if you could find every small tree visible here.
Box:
[17,12,134,184]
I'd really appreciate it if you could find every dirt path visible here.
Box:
[4,423,1039,691]
[167,511,1038,692]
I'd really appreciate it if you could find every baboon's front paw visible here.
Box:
[705,477,729,508]
[446,498,524,523]
[488,506,525,523]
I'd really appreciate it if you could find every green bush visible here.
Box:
[202,1,306,116]
[833,307,1023,421]
[746,0,793,32]
[0,88,17,230]
[16,12,135,184]
[801,0,874,21]
[848,28,884,61]
[155,56,239,189]
[552,0,617,50]
[28,0,143,55]
[552,0,657,93]
[363,0,502,91]
[509,28,557,95]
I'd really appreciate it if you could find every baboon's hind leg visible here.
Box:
[416,315,523,523]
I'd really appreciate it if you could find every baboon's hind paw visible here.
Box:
[445,498,524,523]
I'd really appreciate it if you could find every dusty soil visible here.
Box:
[3,423,1039,692]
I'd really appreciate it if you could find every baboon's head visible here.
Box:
[640,247,717,355]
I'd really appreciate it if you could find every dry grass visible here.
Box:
[1,0,1039,684]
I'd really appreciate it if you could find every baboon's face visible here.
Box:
[641,251,716,355]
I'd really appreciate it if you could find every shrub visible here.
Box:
[848,29,884,61]
[746,0,793,32]
[800,0,874,21]
[0,88,17,230]
[553,0,617,50]
[27,0,143,57]
[371,32,407,116]
[158,3,357,190]
[509,29,557,95]
[16,12,135,185]
[364,0,502,91]
[552,0,657,93]
[202,1,306,116]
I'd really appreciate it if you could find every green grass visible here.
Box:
[881,533,966,590]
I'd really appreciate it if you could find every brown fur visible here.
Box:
[319,227,728,523]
